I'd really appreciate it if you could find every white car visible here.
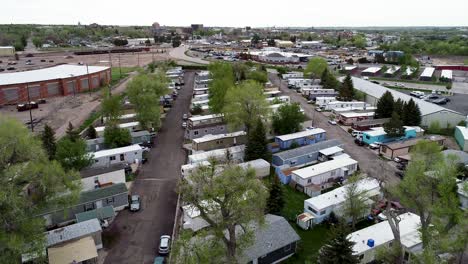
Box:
[159,235,171,254]
[130,195,141,212]
[369,143,380,150]
[182,122,187,128]
[182,114,188,120]
[328,120,337,125]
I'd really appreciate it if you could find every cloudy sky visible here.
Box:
[2,0,467,27]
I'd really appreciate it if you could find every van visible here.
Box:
[351,130,363,138]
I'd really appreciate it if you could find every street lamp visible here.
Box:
[26,83,34,132]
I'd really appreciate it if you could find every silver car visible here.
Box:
[159,235,171,255]
[130,195,141,212]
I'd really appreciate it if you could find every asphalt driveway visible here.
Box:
[103,72,194,264]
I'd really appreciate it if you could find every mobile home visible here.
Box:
[191,131,247,152]
[188,145,245,165]
[94,121,140,137]
[185,114,227,140]
[91,144,143,168]
[272,128,326,151]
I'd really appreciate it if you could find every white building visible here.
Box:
[316,97,337,107]
[187,145,245,165]
[346,77,465,127]
[282,72,304,79]
[292,156,359,197]
[0,46,15,56]
[361,67,382,76]
[192,94,210,103]
[238,159,271,178]
[348,212,422,263]
[266,95,290,104]
[90,144,143,168]
[457,182,468,210]
[180,161,211,178]
[301,88,335,97]
[420,67,435,80]
[440,69,453,81]
[303,178,380,225]
[80,164,127,191]
[324,101,368,111]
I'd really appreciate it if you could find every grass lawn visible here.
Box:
[369,76,445,86]
[279,185,331,264]
[111,67,138,86]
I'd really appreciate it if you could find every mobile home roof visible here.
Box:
[192,131,246,144]
[293,156,357,179]
[276,128,326,142]
[92,144,142,159]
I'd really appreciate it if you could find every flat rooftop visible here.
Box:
[362,67,381,74]
[276,128,326,142]
[92,144,141,158]
[0,64,110,86]
[192,131,246,144]
[293,156,357,179]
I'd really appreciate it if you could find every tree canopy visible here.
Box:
[222,80,269,132]
[244,118,268,161]
[103,125,132,148]
[402,98,422,126]
[318,222,360,264]
[0,116,81,262]
[376,91,394,118]
[272,103,306,135]
[40,124,56,160]
[384,112,405,138]
[127,72,169,130]
[208,62,235,113]
[305,57,328,78]
[339,74,355,101]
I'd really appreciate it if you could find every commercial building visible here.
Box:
[454,125,468,151]
[271,128,327,152]
[361,67,382,76]
[440,69,453,82]
[419,67,435,81]
[274,40,294,48]
[337,112,375,126]
[303,178,380,225]
[185,114,227,140]
[348,212,422,263]
[191,131,247,151]
[384,66,401,77]
[0,64,110,104]
[291,156,358,197]
[90,144,143,168]
[247,48,312,64]
[379,136,445,160]
[347,77,465,127]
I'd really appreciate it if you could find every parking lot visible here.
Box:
[396,89,468,116]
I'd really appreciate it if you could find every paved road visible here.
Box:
[169,46,210,65]
[103,72,194,264]
[269,74,399,185]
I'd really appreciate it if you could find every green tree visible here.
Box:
[101,92,122,125]
[343,175,369,230]
[376,91,394,118]
[352,35,366,49]
[0,116,81,263]
[244,118,268,161]
[247,70,268,84]
[103,125,132,148]
[56,137,92,171]
[41,124,56,160]
[305,57,328,78]
[339,74,355,101]
[251,34,260,45]
[396,141,461,250]
[266,177,284,214]
[318,222,360,264]
[208,62,235,113]
[65,122,80,142]
[393,98,405,118]
[272,103,306,135]
[384,112,405,138]
[178,162,268,263]
[402,99,422,126]
[87,124,97,139]
[232,62,248,82]
[321,68,339,90]
[222,80,269,132]
[127,72,169,130]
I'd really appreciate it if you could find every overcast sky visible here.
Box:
[2,0,468,27]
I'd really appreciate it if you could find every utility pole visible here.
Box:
[118,53,122,79]
[137,53,140,67]
[86,64,91,96]
[26,83,34,132]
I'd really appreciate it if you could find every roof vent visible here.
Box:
[367,239,375,247]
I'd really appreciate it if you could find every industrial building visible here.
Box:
[347,77,465,127]
[0,64,110,104]
[0,46,15,56]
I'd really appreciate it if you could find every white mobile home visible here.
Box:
[192,94,210,102]
[316,97,337,107]
[90,144,143,168]
[238,159,270,178]
[80,164,127,191]
[301,88,335,97]
[282,72,304,79]
[303,178,380,225]
[188,145,245,165]
[292,156,358,197]
[324,101,368,111]
[95,122,140,137]
[264,90,282,98]
[181,161,211,177]
[266,96,290,104]
[348,212,422,263]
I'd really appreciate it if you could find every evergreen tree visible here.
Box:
[384,112,405,138]
[393,98,405,118]
[318,223,360,264]
[65,122,80,142]
[41,124,56,160]
[376,91,394,118]
[244,118,268,161]
[402,98,422,126]
[320,68,339,90]
[266,177,284,214]
[87,125,97,139]
[339,74,355,101]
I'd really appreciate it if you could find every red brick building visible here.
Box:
[0,65,111,105]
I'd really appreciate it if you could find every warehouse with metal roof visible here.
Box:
[347,77,465,127]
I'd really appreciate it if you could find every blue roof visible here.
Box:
[273,139,342,161]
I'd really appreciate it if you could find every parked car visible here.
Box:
[129,195,141,212]
[25,53,34,57]
[37,98,47,104]
[315,107,322,112]
[7,67,15,70]
[328,120,337,125]
[431,98,448,105]
[369,143,380,150]
[182,114,188,120]
[182,122,187,128]
[17,102,38,112]
[158,235,171,255]
[153,256,165,264]
[40,59,46,62]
